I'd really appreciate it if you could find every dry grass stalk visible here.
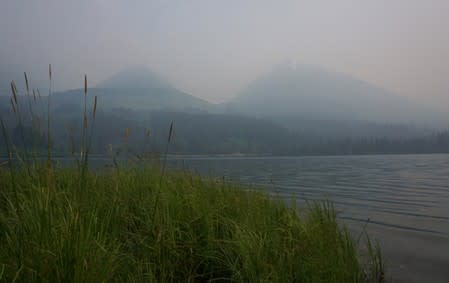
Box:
[93,96,97,118]
[10,98,16,113]
[81,74,88,165]
[24,72,29,93]
[84,75,87,96]
[168,121,174,143]
[47,64,53,173]
[10,81,18,105]
[24,72,34,119]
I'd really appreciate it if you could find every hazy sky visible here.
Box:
[1,0,448,103]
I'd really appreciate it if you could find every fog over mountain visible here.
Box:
[1,64,445,140]
[1,1,449,105]
[0,64,447,155]
[50,67,210,113]
[227,64,447,125]
[43,64,444,128]
[1,0,448,137]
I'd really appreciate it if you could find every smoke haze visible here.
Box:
[1,0,448,106]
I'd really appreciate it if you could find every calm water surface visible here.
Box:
[168,154,449,283]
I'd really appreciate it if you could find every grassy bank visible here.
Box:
[0,71,384,282]
[0,163,384,282]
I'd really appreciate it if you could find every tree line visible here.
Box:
[1,107,448,157]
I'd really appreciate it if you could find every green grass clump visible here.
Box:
[0,164,384,282]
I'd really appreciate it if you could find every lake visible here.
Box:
[167,154,449,283]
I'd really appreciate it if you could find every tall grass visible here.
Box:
[0,165,385,282]
[0,68,386,282]
[47,64,52,170]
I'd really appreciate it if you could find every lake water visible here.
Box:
[167,154,449,283]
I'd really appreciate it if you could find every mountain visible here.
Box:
[227,64,443,125]
[51,67,210,113]
[96,66,172,90]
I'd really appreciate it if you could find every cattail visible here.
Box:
[24,72,29,93]
[10,81,18,104]
[93,96,97,118]
[146,129,151,137]
[83,115,88,129]
[10,98,16,113]
[49,64,52,80]
[168,121,174,143]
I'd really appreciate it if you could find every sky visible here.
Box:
[0,0,448,104]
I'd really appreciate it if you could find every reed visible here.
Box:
[81,74,88,163]
[9,80,32,176]
[160,120,173,184]
[84,95,98,171]
[24,72,34,120]
[47,64,52,170]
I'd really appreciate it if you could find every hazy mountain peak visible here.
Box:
[49,66,210,113]
[96,66,172,90]
[230,63,443,124]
